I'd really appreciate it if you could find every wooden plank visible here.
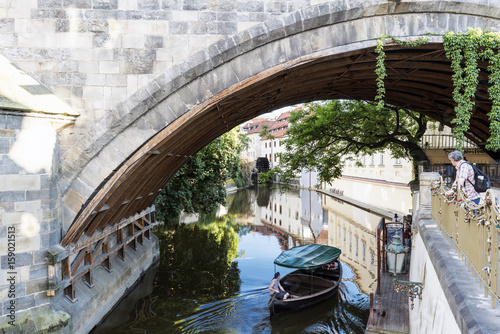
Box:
[366,271,410,333]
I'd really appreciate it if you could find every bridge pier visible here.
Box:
[0,112,71,332]
[0,110,160,333]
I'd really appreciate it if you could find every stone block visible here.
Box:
[82,86,104,100]
[186,77,213,104]
[139,108,168,132]
[33,291,51,307]
[282,10,305,36]
[26,189,51,201]
[265,19,286,41]
[238,1,264,12]
[5,175,40,192]
[208,61,239,93]
[98,60,120,74]
[186,49,213,77]
[199,12,216,22]
[29,263,48,280]
[364,16,387,41]
[79,61,99,74]
[151,104,176,126]
[93,0,118,10]
[145,35,163,48]
[119,124,153,150]
[14,200,41,214]
[169,21,189,35]
[26,277,47,295]
[6,286,33,310]
[0,18,15,33]
[161,92,188,118]
[214,36,239,62]
[206,43,224,68]
[1,252,33,269]
[122,34,144,49]
[33,250,48,265]
[107,133,136,160]
[0,191,25,203]
[6,115,22,130]
[78,157,112,191]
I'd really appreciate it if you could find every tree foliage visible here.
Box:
[155,127,246,223]
[274,100,429,185]
[375,29,500,151]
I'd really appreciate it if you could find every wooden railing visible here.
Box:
[430,181,500,307]
[47,206,157,302]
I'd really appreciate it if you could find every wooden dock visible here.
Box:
[366,270,410,334]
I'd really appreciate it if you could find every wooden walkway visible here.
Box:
[366,270,410,334]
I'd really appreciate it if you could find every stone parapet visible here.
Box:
[411,218,500,333]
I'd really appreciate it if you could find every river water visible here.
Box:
[92,187,380,333]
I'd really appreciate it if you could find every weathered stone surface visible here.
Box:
[3,2,500,333]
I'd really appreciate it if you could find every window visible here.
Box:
[362,240,366,262]
[355,236,358,256]
[370,155,375,166]
[394,158,402,165]
[265,143,267,148]
[274,141,276,147]
[379,153,384,166]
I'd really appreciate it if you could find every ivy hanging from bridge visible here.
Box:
[374,28,500,152]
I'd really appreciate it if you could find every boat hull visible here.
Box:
[269,261,342,316]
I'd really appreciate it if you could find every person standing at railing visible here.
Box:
[444,150,481,205]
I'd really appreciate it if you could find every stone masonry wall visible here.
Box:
[0,113,65,319]
[0,0,314,131]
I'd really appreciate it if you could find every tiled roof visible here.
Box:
[261,111,291,140]
[247,120,275,135]
[242,118,267,131]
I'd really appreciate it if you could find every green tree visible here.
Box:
[155,127,246,223]
[274,100,429,186]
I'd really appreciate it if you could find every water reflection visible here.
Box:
[93,187,377,334]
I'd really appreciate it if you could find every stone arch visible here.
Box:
[61,0,500,244]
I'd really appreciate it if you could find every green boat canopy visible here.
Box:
[274,244,342,270]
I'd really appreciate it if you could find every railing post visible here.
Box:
[46,245,69,297]
[418,172,441,219]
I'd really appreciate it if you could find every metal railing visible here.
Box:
[419,134,479,150]
[426,163,500,189]
[47,206,157,302]
[430,181,499,307]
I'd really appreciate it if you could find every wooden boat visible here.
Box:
[269,244,343,316]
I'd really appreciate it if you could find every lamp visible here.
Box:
[386,234,406,274]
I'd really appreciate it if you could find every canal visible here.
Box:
[92,187,380,333]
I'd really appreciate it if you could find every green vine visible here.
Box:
[374,35,430,111]
[375,29,500,151]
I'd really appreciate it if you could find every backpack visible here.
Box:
[465,162,491,193]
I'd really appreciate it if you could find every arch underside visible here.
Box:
[62,42,496,245]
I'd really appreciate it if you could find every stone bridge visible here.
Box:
[2,0,500,332]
